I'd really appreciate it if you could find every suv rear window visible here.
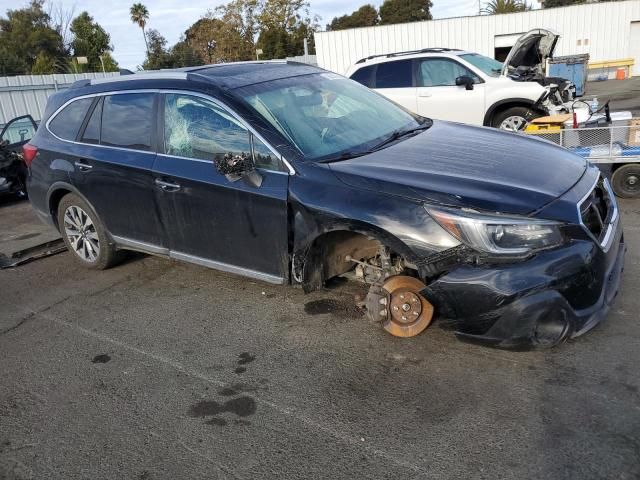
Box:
[48,98,93,140]
[374,60,413,89]
[101,93,154,151]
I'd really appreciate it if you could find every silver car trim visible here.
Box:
[111,236,284,284]
[111,235,169,255]
[45,88,296,175]
[576,174,619,253]
[170,251,284,284]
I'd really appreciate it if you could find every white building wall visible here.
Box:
[315,0,640,75]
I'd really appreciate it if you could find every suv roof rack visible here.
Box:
[355,48,463,64]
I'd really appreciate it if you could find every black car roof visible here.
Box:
[184,61,324,89]
[70,61,325,92]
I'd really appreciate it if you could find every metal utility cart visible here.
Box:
[524,120,640,198]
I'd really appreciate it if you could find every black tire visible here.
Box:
[611,164,640,199]
[57,193,123,269]
[491,106,541,131]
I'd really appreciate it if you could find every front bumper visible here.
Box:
[423,219,625,349]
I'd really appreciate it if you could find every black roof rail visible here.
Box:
[355,47,463,64]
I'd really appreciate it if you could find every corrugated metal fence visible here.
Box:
[0,72,119,128]
[315,0,640,75]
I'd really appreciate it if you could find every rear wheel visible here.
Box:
[57,193,122,269]
[611,164,640,198]
[492,106,541,132]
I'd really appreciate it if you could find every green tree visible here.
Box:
[482,0,530,13]
[142,28,171,69]
[257,0,317,59]
[99,52,120,72]
[378,0,432,25]
[0,0,65,74]
[31,51,55,74]
[130,3,150,55]
[168,39,204,67]
[327,5,378,31]
[70,12,115,72]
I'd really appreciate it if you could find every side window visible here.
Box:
[164,93,251,163]
[374,60,413,89]
[252,136,284,171]
[419,58,479,87]
[101,93,154,151]
[350,65,375,88]
[81,98,102,145]
[48,98,93,140]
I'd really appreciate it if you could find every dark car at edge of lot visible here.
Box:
[0,114,38,198]
[24,61,624,349]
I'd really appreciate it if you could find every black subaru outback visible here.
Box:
[25,61,624,348]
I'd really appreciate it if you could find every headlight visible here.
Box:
[426,207,564,255]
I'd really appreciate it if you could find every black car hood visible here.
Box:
[328,121,587,216]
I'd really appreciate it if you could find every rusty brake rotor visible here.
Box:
[381,275,434,337]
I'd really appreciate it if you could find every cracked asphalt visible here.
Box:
[1,200,639,480]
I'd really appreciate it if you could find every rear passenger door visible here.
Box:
[70,92,166,247]
[371,60,418,113]
[152,92,290,281]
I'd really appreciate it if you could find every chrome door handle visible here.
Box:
[154,178,181,191]
[74,161,93,171]
[418,91,432,98]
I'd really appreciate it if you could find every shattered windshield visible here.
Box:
[459,53,503,77]
[237,73,422,161]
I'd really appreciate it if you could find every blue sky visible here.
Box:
[1,0,535,70]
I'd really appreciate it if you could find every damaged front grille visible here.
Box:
[579,177,618,250]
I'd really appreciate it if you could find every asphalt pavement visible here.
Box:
[1,196,639,480]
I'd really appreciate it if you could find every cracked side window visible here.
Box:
[164,94,251,163]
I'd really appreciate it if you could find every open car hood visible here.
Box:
[501,28,559,76]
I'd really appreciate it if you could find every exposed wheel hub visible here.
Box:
[372,275,434,338]
[390,289,422,324]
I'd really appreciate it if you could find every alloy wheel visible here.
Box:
[499,115,527,132]
[63,205,100,262]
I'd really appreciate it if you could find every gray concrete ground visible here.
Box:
[0,196,639,480]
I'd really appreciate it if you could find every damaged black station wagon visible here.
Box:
[26,61,624,348]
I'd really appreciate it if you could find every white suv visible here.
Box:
[345,29,573,131]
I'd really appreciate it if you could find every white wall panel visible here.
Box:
[0,72,119,127]
[316,0,640,75]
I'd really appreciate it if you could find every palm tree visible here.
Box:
[130,3,150,55]
[482,0,530,14]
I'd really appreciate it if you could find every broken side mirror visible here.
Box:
[214,151,263,187]
[455,75,475,91]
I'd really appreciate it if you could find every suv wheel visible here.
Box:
[57,193,122,269]
[492,106,540,132]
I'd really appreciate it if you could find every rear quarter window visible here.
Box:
[48,98,93,140]
[350,65,375,87]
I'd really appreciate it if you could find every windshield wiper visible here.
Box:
[319,121,432,163]
[370,122,432,152]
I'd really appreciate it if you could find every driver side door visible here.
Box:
[152,92,290,282]
[0,115,37,147]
